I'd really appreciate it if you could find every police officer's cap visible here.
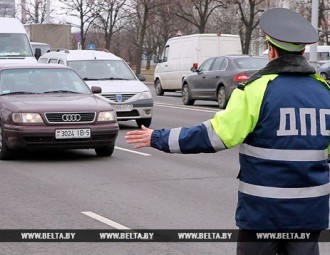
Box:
[260,8,318,52]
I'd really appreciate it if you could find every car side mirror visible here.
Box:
[137,74,146,81]
[190,66,198,72]
[34,48,42,60]
[91,86,102,94]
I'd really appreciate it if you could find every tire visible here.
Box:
[154,79,164,96]
[136,118,152,128]
[217,86,227,109]
[182,84,195,105]
[0,123,13,160]
[95,144,115,157]
[320,72,328,80]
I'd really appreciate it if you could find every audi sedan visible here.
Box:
[0,64,119,160]
[182,55,268,108]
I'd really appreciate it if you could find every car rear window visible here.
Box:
[234,58,268,69]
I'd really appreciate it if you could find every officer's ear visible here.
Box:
[268,44,277,60]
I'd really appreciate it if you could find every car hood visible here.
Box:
[84,80,149,93]
[1,94,111,112]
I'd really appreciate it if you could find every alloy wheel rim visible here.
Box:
[0,128,2,152]
[183,86,188,102]
[218,89,225,106]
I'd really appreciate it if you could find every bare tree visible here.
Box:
[129,0,160,75]
[172,0,227,33]
[93,0,128,51]
[19,0,49,23]
[59,0,97,49]
[230,0,265,54]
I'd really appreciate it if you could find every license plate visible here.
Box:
[55,129,91,139]
[112,104,133,112]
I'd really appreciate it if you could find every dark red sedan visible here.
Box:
[0,64,119,160]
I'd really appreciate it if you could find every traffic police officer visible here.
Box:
[126,8,330,255]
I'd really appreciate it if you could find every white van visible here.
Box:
[0,18,37,64]
[38,50,153,127]
[154,33,242,95]
[262,45,330,64]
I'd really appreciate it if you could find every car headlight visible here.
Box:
[12,113,43,123]
[138,90,152,100]
[97,111,117,122]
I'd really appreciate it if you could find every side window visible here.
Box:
[210,57,224,71]
[38,58,47,64]
[220,58,228,70]
[162,46,169,62]
[49,59,59,64]
[199,58,215,72]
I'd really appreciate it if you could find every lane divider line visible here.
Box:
[115,146,151,156]
[154,103,219,113]
[81,211,131,230]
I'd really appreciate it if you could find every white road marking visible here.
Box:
[115,146,151,156]
[155,102,220,113]
[81,211,131,230]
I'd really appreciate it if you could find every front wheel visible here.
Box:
[217,86,227,109]
[182,84,195,105]
[95,144,115,157]
[136,118,152,128]
[154,79,164,96]
[0,124,13,160]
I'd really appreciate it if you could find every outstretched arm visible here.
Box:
[125,125,154,149]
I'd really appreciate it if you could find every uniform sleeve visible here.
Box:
[150,121,226,154]
[151,75,275,153]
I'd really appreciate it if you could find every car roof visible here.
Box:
[0,63,72,71]
[222,55,266,58]
[40,50,122,61]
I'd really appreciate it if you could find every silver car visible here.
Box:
[182,55,268,109]
[38,50,153,127]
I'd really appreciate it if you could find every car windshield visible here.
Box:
[0,68,91,95]
[234,57,268,69]
[0,34,34,57]
[67,60,136,80]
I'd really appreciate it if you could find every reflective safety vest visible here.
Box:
[212,74,330,230]
[151,73,330,230]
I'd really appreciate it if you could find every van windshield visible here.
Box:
[0,34,34,57]
[68,60,136,80]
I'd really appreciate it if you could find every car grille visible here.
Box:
[102,93,136,102]
[45,112,96,124]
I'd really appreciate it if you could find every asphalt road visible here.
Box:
[0,85,329,254]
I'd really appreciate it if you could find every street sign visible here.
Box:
[87,44,95,49]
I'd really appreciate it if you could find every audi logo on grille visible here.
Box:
[62,114,82,122]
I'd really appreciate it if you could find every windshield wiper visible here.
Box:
[0,91,40,96]
[83,77,130,81]
[83,77,98,81]
[43,90,79,94]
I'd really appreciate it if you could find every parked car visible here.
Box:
[0,64,119,160]
[318,61,330,80]
[38,50,153,128]
[182,55,268,108]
